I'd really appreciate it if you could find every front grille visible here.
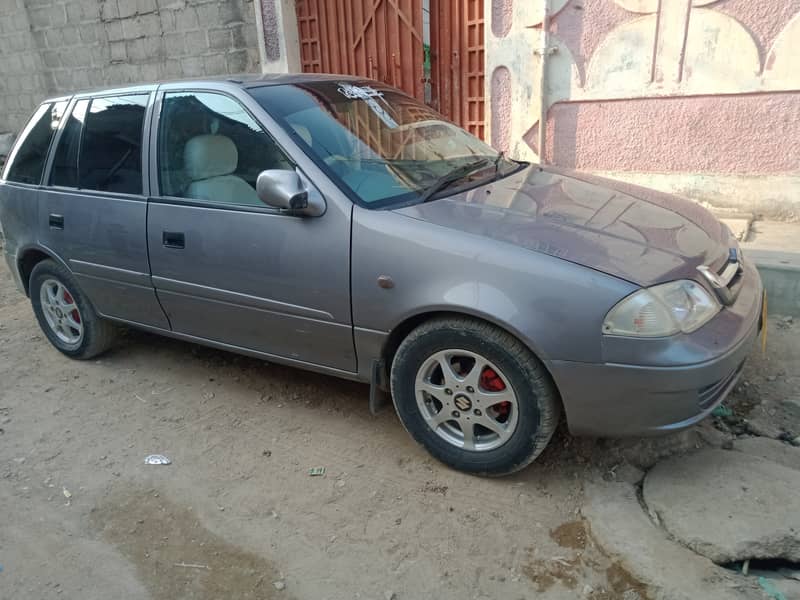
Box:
[698,361,744,410]
[698,248,744,306]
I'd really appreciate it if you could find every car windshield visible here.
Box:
[249,81,518,208]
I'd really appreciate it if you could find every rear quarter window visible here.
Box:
[50,99,89,188]
[3,101,68,185]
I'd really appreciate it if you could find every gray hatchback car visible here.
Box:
[0,74,763,475]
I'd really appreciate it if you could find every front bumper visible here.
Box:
[549,261,763,437]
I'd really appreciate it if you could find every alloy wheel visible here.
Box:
[39,278,84,345]
[414,349,519,451]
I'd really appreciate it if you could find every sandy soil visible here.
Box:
[0,262,795,599]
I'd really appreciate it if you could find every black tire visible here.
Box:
[30,259,117,359]
[390,317,560,476]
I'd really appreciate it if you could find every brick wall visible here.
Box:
[0,0,51,133]
[0,0,262,133]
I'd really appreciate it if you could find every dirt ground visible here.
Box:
[0,261,796,600]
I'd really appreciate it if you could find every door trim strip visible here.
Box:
[152,275,336,322]
[69,259,151,287]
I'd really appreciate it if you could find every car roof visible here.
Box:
[40,72,368,104]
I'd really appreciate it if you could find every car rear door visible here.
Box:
[39,90,169,329]
[146,86,355,372]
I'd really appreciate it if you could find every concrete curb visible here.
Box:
[754,259,800,317]
[742,221,800,317]
[582,479,761,600]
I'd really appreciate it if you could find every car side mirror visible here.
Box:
[256,169,323,216]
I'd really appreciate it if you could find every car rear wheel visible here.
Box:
[390,317,560,476]
[30,259,117,359]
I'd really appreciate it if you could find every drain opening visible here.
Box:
[722,558,800,579]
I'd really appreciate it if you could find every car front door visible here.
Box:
[146,87,356,372]
[39,91,170,329]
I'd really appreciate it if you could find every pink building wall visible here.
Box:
[487,0,800,218]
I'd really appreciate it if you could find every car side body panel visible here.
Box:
[350,205,640,367]
[1,182,42,294]
[145,81,359,373]
[146,200,356,371]
[38,186,170,329]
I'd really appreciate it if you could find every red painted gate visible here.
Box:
[430,0,485,138]
[295,0,485,137]
[296,0,425,100]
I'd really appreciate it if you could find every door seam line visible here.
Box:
[145,199,173,330]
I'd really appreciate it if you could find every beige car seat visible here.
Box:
[183,134,260,204]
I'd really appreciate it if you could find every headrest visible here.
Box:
[184,134,238,181]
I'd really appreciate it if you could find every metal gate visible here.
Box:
[295,0,485,137]
[430,0,485,138]
[296,0,425,100]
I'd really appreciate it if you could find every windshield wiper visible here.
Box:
[493,151,505,177]
[417,158,494,203]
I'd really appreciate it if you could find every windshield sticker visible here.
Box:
[337,83,399,129]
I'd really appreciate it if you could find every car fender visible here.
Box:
[351,206,638,371]
[15,242,73,295]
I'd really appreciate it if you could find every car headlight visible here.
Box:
[603,280,720,337]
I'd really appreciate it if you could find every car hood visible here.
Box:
[393,164,733,287]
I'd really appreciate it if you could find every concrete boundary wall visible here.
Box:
[0,0,279,133]
[485,0,800,219]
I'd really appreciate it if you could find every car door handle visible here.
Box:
[162,231,185,249]
[49,214,64,230]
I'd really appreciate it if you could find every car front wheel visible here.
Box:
[390,317,560,476]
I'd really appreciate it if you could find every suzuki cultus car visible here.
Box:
[0,75,763,475]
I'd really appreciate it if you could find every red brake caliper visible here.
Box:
[63,290,80,324]
[480,367,510,419]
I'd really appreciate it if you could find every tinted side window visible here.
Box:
[79,95,147,195]
[50,99,89,188]
[4,101,68,184]
[158,92,292,205]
